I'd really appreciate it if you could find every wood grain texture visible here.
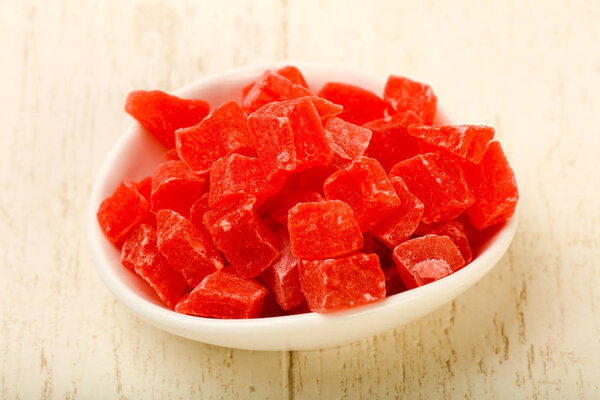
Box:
[1,0,599,398]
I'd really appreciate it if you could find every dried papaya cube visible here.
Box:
[383,75,437,124]
[393,234,465,289]
[383,266,406,297]
[97,178,151,244]
[267,188,323,225]
[150,161,206,217]
[371,176,424,248]
[305,97,343,120]
[121,224,187,308]
[203,195,280,278]
[125,90,210,148]
[462,141,519,229]
[408,125,495,164]
[175,270,268,319]
[390,152,475,223]
[298,253,386,313]
[259,229,305,310]
[163,148,180,161]
[189,193,211,232]
[317,82,386,125]
[209,154,283,208]
[288,200,363,259]
[363,111,422,172]
[325,117,372,164]
[247,97,333,181]
[157,209,225,287]
[276,66,308,87]
[136,176,153,202]
[324,157,401,231]
[420,219,473,264]
[175,101,254,174]
[242,71,313,113]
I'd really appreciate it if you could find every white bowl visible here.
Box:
[88,62,518,351]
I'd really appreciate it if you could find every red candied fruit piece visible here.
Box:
[325,117,372,165]
[260,292,288,318]
[247,97,333,181]
[136,176,153,202]
[150,161,206,217]
[97,178,150,244]
[175,270,268,319]
[203,195,280,278]
[164,148,180,161]
[306,97,343,120]
[318,82,386,125]
[363,110,422,172]
[383,266,407,297]
[324,157,401,232]
[390,152,474,224]
[462,141,519,229]
[209,154,284,208]
[371,176,424,248]
[393,234,465,289]
[125,90,210,149]
[176,101,254,174]
[420,219,473,264]
[372,237,395,268]
[288,200,363,259]
[242,71,313,113]
[157,209,224,287]
[267,188,323,225]
[121,224,187,308]
[189,193,211,232]
[259,229,305,310]
[383,75,437,124]
[408,125,495,164]
[298,253,386,313]
[276,66,308,88]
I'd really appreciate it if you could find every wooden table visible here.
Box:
[2,1,599,398]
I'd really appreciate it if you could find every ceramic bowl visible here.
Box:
[88,62,518,351]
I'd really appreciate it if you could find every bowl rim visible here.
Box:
[88,62,518,341]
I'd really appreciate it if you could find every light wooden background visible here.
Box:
[2,1,599,398]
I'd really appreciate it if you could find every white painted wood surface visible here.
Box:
[1,1,599,398]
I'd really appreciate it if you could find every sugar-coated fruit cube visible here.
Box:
[164,148,180,161]
[288,200,363,259]
[203,195,280,278]
[462,141,519,229]
[420,219,473,263]
[318,82,386,125]
[383,266,407,297]
[390,152,475,223]
[276,66,308,88]
[408,125,495,164]
[189,194,211,233]
[125,90,210,148]
[305,97,344,120]
[298,253,386,313]
[121,225,187,308]
[324,157,401,231]
[97,178,151,244]
[209,154,283,207]
[136,176,153,202]
[157,209,225,287]
[393,234,465,289]
[325,117,372,164]
[242,71,313,113]
[266,188,323,225]
[383,75,437,124]
[259,229,305,310]
[150,161,206,217]
[363,111,422,172]
[247,97,333,181]
[175,270,268,319]
[371,176,424,248]
[175,101,254,174]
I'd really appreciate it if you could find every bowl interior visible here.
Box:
[88,63,517,350]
